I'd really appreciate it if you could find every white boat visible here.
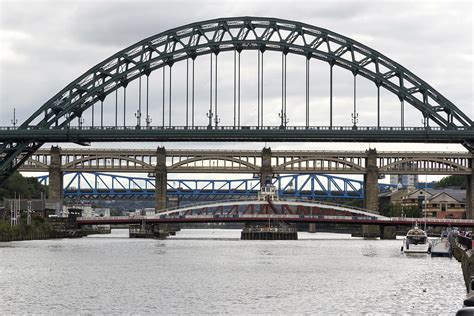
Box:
[401,224,431,254]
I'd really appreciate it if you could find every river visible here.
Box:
[0,229,465,314]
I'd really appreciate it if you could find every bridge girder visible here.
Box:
[20,148,474,175]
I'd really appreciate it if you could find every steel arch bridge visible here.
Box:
[35,171,396,200]
[1,16,473,185]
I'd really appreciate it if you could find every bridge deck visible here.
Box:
[77,215,474,228]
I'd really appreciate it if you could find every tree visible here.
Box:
[0,172,48,200]
[403,205,421,218]
[381,203,421,218]
[435,175,466,189]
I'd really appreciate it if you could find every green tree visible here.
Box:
[381,203,422,218]
[435,175,466,189]
[0,172,48,200]
[381,203,402,217]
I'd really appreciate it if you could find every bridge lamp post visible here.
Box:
[11,107,17,128]
[206,109,213,129]
[135,110,141,129]
[78,117,84,129]
[279,111,289,129]
[146,116,152,128]
[351,112,359,130]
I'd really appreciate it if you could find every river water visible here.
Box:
[0,229,465,314]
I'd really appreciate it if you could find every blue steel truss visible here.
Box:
[36,172,396,200]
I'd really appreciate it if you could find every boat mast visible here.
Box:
[424,175,427,231]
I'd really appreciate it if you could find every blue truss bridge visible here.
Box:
[36,172,396,201]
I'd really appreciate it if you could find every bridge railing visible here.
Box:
[3,125,472,131]
[78,216,145,221]
[390,217,474,224]
[287,198,380,215]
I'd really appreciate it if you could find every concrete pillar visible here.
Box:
[308,223,316,233]
[48,146,62,202]
[260,147,273,187]
[155,147,167,212]
[364,149,379,211]
[466,157,474,219]
[362,225,379,238]
[380,225,397,240]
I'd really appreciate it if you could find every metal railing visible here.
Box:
[2,125,472,131]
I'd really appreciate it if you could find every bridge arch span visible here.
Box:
[379,157,471,174]
[275,157,365,173]
[169,156,259,172]
[63,155,154,171]
[154,199,388,219]
[21,17,471,131]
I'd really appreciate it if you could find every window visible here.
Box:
[441,204,446,212]
[432,212,437,217]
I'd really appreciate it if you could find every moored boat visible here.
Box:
[401,223,431,254]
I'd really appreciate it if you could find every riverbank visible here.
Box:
[0,230,71,242]
[0,217,86,242]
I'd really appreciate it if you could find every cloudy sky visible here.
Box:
[0,0,472,158]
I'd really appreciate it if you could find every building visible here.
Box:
[401,188,466,219]
[390,174,418,188]
[378,188,413,211]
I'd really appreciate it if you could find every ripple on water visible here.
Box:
[0,229,466,314]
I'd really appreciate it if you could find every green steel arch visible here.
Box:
[1,16,473,185]
[23,16,472,129]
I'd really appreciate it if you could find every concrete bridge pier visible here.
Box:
[379,225,397,239]
[361,225,379,238]
[48,146,63,203]
[129,222,170,239]
[361,149,380,238]
[363,149,379,211]
[260,147,273,187]
[155,147,167,212]
[467,157,474,219]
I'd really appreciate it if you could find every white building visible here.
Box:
[390,174,418,188]
[94,208,110,217]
